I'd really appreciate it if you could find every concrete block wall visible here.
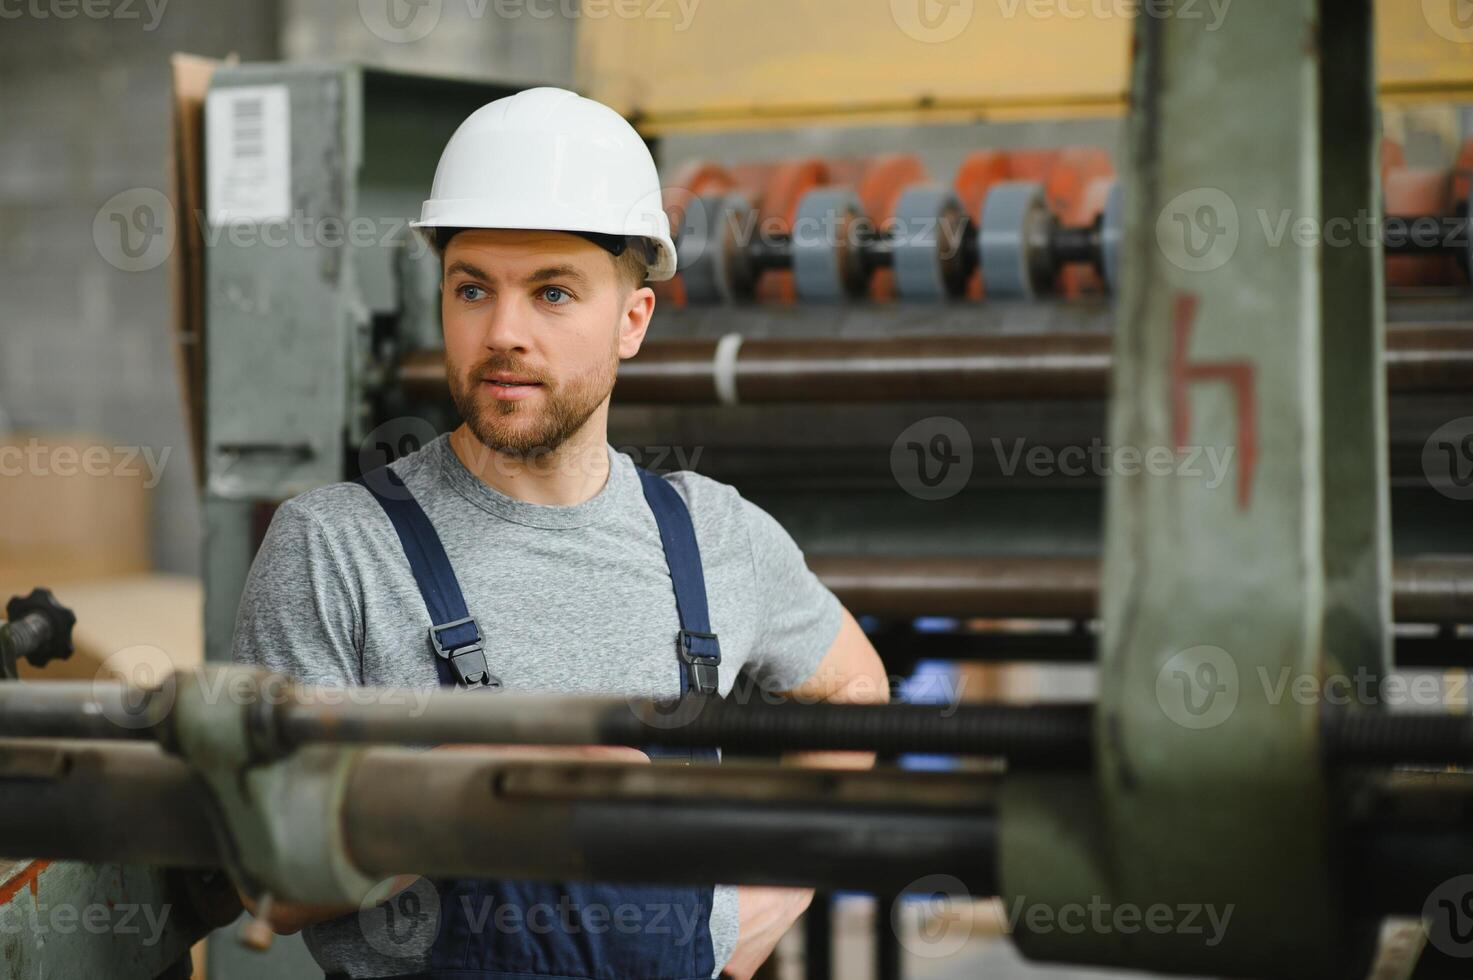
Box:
[0,0,577,579]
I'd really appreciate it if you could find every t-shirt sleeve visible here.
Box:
[231,497,364,688]
[736,493,843,692]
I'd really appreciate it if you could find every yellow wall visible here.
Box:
[576,1,1473,135]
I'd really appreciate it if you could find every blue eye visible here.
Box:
[457,283,486,302]
[541,286,571,305]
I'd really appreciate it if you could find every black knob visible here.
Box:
[6,588,77,668]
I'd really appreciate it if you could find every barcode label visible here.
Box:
[206,85,290,224]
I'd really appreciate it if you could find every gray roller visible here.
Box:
[978,180,1053,300]
[1101,180,1124,295]
[891,185,968,302]
[676,192,755,304]
[792,188,868,303]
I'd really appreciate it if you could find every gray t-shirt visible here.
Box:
[230,432,843,979]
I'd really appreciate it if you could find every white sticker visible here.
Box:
[206,85,291,225]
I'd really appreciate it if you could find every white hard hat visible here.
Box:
[413,86,677,281]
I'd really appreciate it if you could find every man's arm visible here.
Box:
[722,605,888,980]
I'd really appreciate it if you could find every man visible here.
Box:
[232,86,887,980]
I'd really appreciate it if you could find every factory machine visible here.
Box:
[3,1,1473,978]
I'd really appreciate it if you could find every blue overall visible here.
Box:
[351,464,722,980]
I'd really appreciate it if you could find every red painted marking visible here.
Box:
[0,860,50,906]
[1169,293,1258,508]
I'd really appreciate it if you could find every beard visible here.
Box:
[447,343,618,460]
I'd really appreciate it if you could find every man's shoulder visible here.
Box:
[282,435,445,533]
[272,479,389,551]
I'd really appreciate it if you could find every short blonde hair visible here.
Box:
[432,227,650,292]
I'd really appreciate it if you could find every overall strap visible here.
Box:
[356,467,498,689]
[635,468,722,699]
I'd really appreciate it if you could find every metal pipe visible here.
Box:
[0,740,1000,895]
[398,326,1473,404]
[0,740,218,867]
[809,555,1473,623]
[0,681,1095,763]
[344,753,1000,894]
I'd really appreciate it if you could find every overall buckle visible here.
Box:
[429,616,500,689]
[676,629,721,696]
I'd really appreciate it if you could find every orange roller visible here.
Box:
[1381,138,1405,185]
[1385,166,1460,288]
[855,154,928,225]
[1044,147,1114,224]
[1453,138,1473,212]
[954,151,1011,301]
[1046,147,1115,297]
[656,160,737,309]
[824,155,872,188]
[852,154,928,302]
[1006,148,1061,182]
[954,150,1011,220]
[729,162,776,214]
[756,157,831,304]
[661,160,735,231]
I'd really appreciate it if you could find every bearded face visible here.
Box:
[446,330,619,459]
[437,228,643,462]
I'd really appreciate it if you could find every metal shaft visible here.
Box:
[399,327,1473,404]
[808,554,1473,623]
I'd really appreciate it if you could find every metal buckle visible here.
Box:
[429,617,500,689]
[676,629,721,697]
